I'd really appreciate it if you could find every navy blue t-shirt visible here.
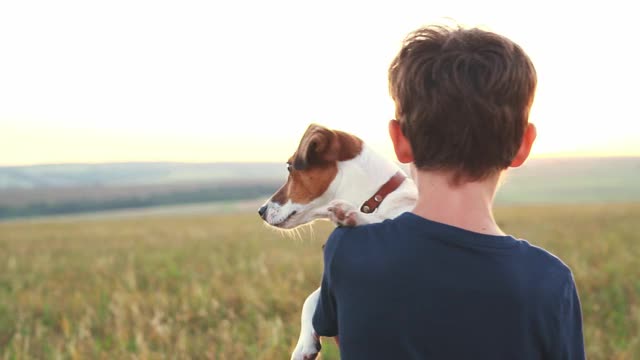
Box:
[313,212,585,360]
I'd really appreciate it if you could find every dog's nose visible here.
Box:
[258,205,268,219]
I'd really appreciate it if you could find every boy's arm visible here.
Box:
[312,228,346,337]
[549,273,586,360]
[312,265,338,336]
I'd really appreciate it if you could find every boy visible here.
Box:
[312,25,585,359]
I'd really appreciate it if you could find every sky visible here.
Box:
[1,0,639,166]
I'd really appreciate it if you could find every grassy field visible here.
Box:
[0,203,639,359]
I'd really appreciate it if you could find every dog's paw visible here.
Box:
[291,332,321,360]
[327,199,359,227]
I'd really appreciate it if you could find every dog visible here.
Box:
[259,123,417,360]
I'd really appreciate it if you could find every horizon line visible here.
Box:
[1,154,639,168]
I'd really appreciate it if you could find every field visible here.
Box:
[1,203,639,359]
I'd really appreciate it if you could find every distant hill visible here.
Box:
[0,162,287,219]
[496,157,640,204]
[0,162,285,189]
[0,157,638,219]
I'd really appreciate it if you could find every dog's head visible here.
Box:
[259,124,363,229]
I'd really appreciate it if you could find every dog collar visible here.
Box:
[360,171,406,214]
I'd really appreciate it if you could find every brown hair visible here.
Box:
[388,25,537,183]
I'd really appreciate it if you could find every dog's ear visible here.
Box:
[293,124,339,170]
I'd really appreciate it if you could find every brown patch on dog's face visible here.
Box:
[272,161,338,205]
[270,124,363,205]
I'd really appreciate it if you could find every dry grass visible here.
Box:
[0,203,639,359]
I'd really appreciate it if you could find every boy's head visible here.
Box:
[388,25,537,184]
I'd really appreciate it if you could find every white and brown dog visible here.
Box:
[259,124,417,360]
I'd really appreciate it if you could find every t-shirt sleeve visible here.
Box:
[312,228,346,337]
[549,272,586,360]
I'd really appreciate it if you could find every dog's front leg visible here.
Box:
[291,287,322,360]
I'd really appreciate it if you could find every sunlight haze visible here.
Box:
[1,0,638,165]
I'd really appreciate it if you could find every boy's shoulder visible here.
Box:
[519,240,576,292]
[325,214,574,282]
[322,218,399,264]
[324,217,397,250]
[522,240,573,272]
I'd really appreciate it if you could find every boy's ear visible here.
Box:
[510,123,537,168]
[389,119,414,164]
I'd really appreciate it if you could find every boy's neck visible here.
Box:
[411,168,505,236]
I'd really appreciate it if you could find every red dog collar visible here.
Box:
[360,171,406,214]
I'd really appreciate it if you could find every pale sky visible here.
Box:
[1,0,639,166]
